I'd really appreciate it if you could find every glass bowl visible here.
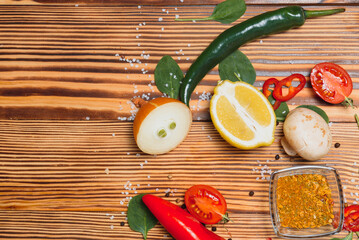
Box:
[269,165,344,239]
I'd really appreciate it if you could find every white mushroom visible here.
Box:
[281,107,332,161]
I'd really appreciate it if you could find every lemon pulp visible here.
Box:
[210,80,276,149]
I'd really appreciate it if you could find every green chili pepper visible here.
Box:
[179,6,345,106]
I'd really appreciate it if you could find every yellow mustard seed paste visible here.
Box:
[276,174,334,229]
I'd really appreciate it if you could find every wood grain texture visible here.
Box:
[2,0,359,5]
[0,121,358,239]
[0,5,358,121]
[1,2,359,239]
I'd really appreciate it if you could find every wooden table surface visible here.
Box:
[1,0,358,239]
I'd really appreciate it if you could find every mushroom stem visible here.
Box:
[280,137,297,157]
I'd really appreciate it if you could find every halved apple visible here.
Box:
[133,97,192,155]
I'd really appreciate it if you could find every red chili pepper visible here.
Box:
[272,73,306,102]
[142,194,225,240]
[262,78,282,110]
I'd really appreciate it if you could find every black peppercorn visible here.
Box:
[181,203,186,209]
[249,191,254,196]
[335,143,341,148]
[165,192,170,197]
[120,222,125,226]
[211,226,217,231]
[275,154,280,160]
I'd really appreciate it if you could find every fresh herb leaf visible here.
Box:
[175,0,246,24]
[296,105,330,124]
[265,90,289,122]
[127,194,158,239]
[355,113,359,129]
[155,55,183,99]
[219,50,256,85]
[331,231,353,240]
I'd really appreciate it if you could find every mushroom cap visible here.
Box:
[283,107,332,160]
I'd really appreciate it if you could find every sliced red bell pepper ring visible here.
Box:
[273,73,307,102]
[272,73,306,102]
[262,78,282,110]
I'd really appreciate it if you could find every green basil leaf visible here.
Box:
[296,105,329,124]
[260,89,289,121]
[175,0,246,24]
[330,232,353,240]
[266,90,289,122]
[219,50,256,85]
[127,194,158,239]
[155,55,183,99]
[208,0,246,24]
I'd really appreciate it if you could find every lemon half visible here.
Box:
[210,80,276,149]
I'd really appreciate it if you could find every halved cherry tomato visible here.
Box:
[185,185,227,224]
[344,211,359,232]
[344,204,359,218]
[342,205,359,232]
[310,62,353,104]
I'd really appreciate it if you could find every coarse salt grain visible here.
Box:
[158,17,163,21]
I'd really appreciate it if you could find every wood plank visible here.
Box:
[0,211,285,240]
[0,121,358,212]
[0,211,350,239]
[0,5,358,121]
[0,121,358,239]
[1,0,358,5]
